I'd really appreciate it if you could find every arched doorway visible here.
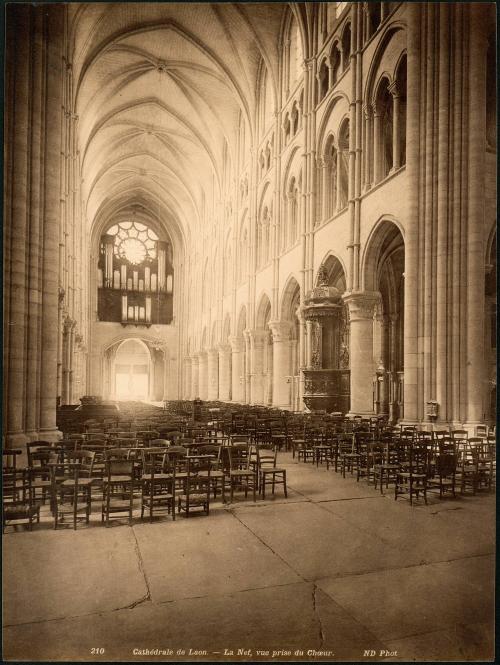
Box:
[364,220,405,421]
[270,277,300,409]
[254,294,273,405]
[113,339,151,401]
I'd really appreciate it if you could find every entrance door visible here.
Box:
[113,339,151,400]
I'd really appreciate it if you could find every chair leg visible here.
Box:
[283,470,287,498]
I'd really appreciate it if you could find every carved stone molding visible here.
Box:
[343,291,381,321]
[268,320,293,343]
[228,335,245,353]
[217,343,231,355]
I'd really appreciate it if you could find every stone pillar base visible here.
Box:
[346,410,375,418]
[37,428,62,442]
[4,432,31,448]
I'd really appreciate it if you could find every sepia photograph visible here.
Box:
[2,1,496,662]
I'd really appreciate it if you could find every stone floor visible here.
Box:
[3,454,495,662]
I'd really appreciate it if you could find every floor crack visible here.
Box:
[312,584,325,647]
[229,509,306,582]
[131,527,152,607]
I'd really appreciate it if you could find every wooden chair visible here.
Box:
[101,457,135,526]
[395,441,429,505]
[470,438,494,491]
[354,432,373,481]
[373,438,400,493]
[197,445,225,502]
[141,449,175,522]
[28,446,58,505]
[340,435,360,478]
[427,440,457,499]
[228,443,257,502]
[256,444,287,499]
[456,440,478,495]
[3,467,41,532]
[177,456,211,517]
[53,453,95,529]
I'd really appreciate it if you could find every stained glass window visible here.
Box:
[106,221,158,264]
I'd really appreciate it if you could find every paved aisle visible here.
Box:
[3,455,495,661]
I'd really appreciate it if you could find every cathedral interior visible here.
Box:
[2,2,496,662]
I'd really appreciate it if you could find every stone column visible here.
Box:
[198,352,208,400]
[249,329,267,404]
[335,148,343,212]
[217,344,232,401]
[162,348,169,401]
[363,104,372,191]
[466,6,487,424]
[4,7,31,446]
[229,336,245,403]
[25,8,45,439]
[269,321,293,408]
[184,357,192,400]
[389,81,401,170]
[243,330,251,403]
[304,319,313,368]
[207,348,219,400]
[190,354,199,399]
[343,292,379,415]
[403,2,422,423]
[39,6,64,440]
[372,105,381,183]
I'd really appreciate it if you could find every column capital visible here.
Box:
[268,320,293,342]
[363,103,373,118]
[247,328,270,347]
[207,347,219,358]
[217,343,231,355]
[228,335,245,353]
[388,80,401,98]
[343,291,381,321]
[190,354,199,365]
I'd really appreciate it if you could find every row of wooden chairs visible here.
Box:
[3,439,288,531]
[293,429,495,505]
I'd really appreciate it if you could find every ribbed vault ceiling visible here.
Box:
[71,3,286,250]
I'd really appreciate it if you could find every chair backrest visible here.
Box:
[142,448,168,476]
[150,438,170,447]
[183,456,211,499]
[105,448,130,460]
[435,450,457,477]
[3,468,33,504]
[26,441,53,466]
[256,444,278,468]
[2,449,22,472]
[197,444,221,463]
[28,448,55,470]
[106,459,134,478]
[67,450,95,476]
[451,429,468,441]
[228,443,250,470]
[409,442,429,473]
